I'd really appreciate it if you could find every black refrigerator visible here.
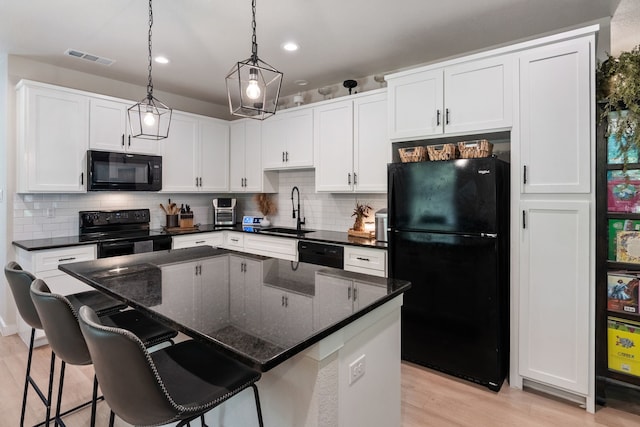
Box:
[388,157,509,391]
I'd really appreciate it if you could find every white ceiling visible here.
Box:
[0,0,635,108]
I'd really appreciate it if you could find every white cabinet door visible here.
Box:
[315,100,354,192]
[17,83,88,192]
[160,113,199,192]
[229,121,248,192]
[519,38,591,194]
[159,263,198,325]
[354,92,389,193]
[199,118,229,192]
[518,200,590,394]
[244,120,263,192]
[230,120,264,192]
[262,108,313,169]
[387,69,443,141]
[89,97,158,155]
[444,55,513,134]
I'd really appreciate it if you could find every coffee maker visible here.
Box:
[212,198,236,226]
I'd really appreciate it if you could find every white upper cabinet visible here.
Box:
[519,38,591,194]
[387,69,443,140]
[199,117,230,192]
[89,97,159,155]
[315,91,389,192]
[387,54,513,141]
[160,113,229,192]
[16,81,88,193]
[262,107,314,169]
[230,119,276,192]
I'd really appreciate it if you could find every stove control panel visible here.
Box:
[80,209,150,227]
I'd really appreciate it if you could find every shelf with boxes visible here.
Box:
[597,116,640,405]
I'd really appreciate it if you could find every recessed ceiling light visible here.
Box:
[282,42,299,52]
[154,56,169,64]
[294,79,308,86]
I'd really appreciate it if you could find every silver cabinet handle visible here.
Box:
[80,173,84,185]
[445,108,450,125]
[348,287,352,300]
[353,172,357,185]
[195,240,205,244]
[196,177,199,186]
[121,134,125,147]
[231,238,239,242]
[282,151,285,162]
[348,173,351,185]
[58,257,76,262]
[356,257,370,262]
[437,109,441,126]
[128,135,131,147]
[285,151,289,162]
[199,177,202,187]
[523,165,527,184]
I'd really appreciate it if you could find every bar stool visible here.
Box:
[4,261,124,427]
[78,305,265,427]
[30,278,178,427]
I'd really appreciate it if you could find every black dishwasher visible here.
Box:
[298,241,344,269]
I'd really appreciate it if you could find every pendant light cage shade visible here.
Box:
[128,96,172,140]
[226,57,283,120]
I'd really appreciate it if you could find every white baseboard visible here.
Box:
[0,315,17,337]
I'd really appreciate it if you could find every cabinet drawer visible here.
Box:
[172,232,223,249]
[344,246,387,277]
[224,232,245,250]
[34,245,97,273]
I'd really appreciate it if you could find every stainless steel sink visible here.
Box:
[260,227,314,235]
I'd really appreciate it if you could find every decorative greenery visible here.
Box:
[351,200,372,231]
[254,193,276,216]
[598,45,640,153]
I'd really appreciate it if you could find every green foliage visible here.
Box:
[598,45,640,151]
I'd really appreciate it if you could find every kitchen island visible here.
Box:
[60,246,409,427]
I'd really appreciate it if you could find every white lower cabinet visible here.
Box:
[14,245,97,346]
[518,200,590,394]
[343,246,387,278]
[172,232,224,249]
[243,234,298,261]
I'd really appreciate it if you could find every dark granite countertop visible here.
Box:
[59,246,409,372]
[14,224,387,251]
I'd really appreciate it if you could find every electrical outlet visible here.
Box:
[349,354,366,385]
[46,207,55,218]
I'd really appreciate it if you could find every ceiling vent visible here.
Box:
[64,49,115,66]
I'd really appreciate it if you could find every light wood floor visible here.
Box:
[3,333,640,427]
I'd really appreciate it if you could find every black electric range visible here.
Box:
[79,209,172,258]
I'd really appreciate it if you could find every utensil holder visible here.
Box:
[166,214,179,228]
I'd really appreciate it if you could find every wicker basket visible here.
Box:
[398,146,427,163]
[426,144,457,161]
[457,140,493,159]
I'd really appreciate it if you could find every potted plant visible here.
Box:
[352,200,372,232]
[254,193,276,226]
[598,45,640,161]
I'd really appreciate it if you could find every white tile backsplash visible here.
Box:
[11,169,387,240]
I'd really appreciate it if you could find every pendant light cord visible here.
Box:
[147,0,154,99]
[250,0,258,64]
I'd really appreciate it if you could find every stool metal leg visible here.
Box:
[25,327,56,427]
[252,384,264,427]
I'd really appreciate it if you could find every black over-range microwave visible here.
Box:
[87,150,162,191]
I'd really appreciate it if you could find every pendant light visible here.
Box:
[128,0,172,140]
[226,0,283,120]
